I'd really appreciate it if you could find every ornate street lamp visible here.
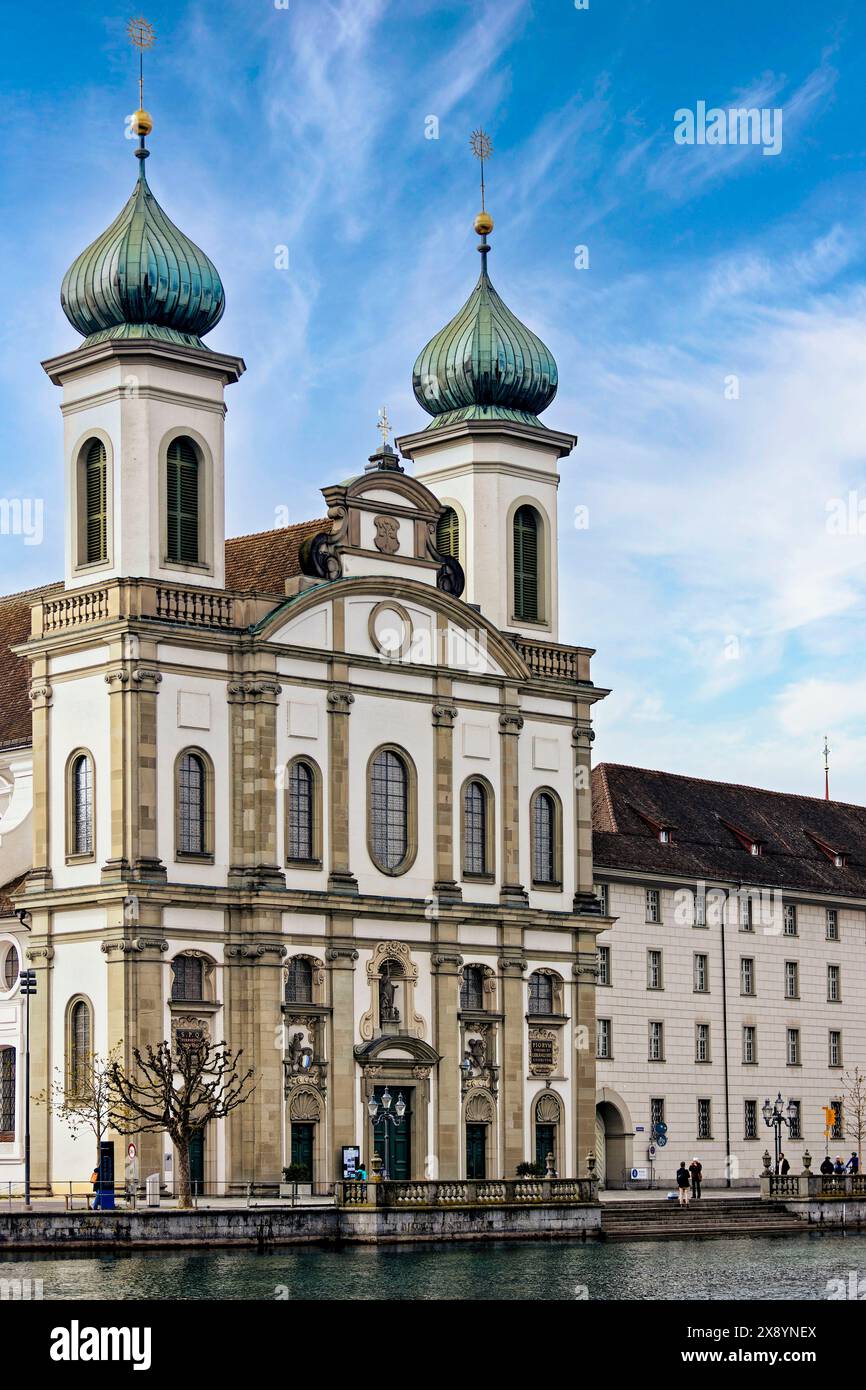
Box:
[762,1092,797,1172]
[367,1087,406,1179]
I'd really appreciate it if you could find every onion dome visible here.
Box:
[412,213,557,429]
[60,132,225,350]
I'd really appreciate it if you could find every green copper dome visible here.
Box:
[412,235,557,429]
[61,151,225,350]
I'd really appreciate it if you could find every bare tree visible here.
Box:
[35,1047,122,1190]
[108,1039,255,1209]
[842,1066,866,1171]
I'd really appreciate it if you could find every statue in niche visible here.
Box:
[379,963,401,1026]
[465,1035,486,1076]
[287,1031,313,1074]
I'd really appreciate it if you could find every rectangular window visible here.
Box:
[697,1098,712,1139]
[647,949,663,990]
[784,960,799,999]
[693,888,706,927]
[826,908,839,941]
[744,1099,757,1140]
[650,1097,666,1129]
[740,957,755,996]
[787,1028,800,1066]
[783,904,798,937]
[827,964,841,1002]
[695,1023,710,1063]
[594,883,608,915]
[739,893,754,932]
[742,1025,757,1065]
[648,1021,665,1061]
[693,953,709,993]
[789,1100,802,1140]
[596,1018,612,1059]
[645,888,660,923]
[829,1030,842,1068]
[597,945,611,987]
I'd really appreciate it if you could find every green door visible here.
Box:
[291,1122,314,1181]
[188,1130,205,1194]
[466,1123,486,1179]
[373,1086,411,1179]
[535,1124,555,1173]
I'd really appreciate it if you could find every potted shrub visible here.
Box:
[280,1163,312,1199]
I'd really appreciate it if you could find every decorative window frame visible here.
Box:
[71,428,114,575]
[458,962,497,1014]
[284,756,323,868]
[0,1044,15,1141]
[506,496,552,632]
[529,786,563,890]
[359,940,426,1041]
[526,967,565,1019]
[169,951,217,1006]
[0,938,19,997]
[174,746,215,863]
[158,427,215,576]
[64,994,94,1100]
[283,953,326,1008]
[460,775,496,882]
[65,747,96,864]
[366,743,418,877]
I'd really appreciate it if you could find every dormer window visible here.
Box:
[718,816,764,857]
[659,827,672,844]
[750,841,761,856]
[629,804,675,844]
[805,831,848,868]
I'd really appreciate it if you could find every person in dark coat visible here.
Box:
[779,1153,790,1176]
[846,1152,859,1174]
[689,1157,703,1198]
[820,1155,834,1175]
[676,1161,691,1206]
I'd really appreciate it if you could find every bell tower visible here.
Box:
[397,131,574,640]
[43,29,243,591]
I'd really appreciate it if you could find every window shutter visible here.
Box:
[166,438,200,563]
[513,506,539,621]
[436,506,460,559]
[84,439,107,564]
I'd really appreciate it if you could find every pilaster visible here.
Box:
[327,932,359,1178]
[431,947,463,1177]
[27,668,52,892]
[326,680,357,894]
[223,911,286,1185]
[498,698,527,906]
[498,947,528,1177]
[431,694,461,903]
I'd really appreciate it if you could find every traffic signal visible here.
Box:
[18,969,36,996]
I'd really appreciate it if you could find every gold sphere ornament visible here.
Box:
[131,107,153,136]
[474,211,494,236]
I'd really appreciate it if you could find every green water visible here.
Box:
[3,1233,865,1300]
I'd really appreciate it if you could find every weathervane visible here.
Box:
[377,407,392,450]
[823,735,830,801]
[128,16,156,151]
[470,129,494,246]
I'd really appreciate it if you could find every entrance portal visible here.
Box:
[373,1085,412,1179]
[466,1123,486,1179]
[291,1122,314,1181]
[595,1097,632,1189]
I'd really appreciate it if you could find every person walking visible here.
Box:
[689,1156,703,1199]
[779,1153,790,1176]
[676,1161,691,1206]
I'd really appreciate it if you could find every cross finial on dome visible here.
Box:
[470,128,494,250]
[128,15,156,158]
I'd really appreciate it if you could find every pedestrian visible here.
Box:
[689,1156,703,1198]
[779,1153,790,1176]
[356,1164,367,1180]
[834,1156,846,1175]
[676,1160,691,1206]
[820,1155,834,1176]
[90,1164,100,1211]
[846,1152,859,1174]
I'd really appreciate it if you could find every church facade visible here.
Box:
[0,109,609,1191]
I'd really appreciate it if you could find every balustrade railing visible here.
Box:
[335,1176,597,1207]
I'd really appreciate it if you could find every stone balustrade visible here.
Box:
[762,1171,866,1200]
[335,1176,598,1208]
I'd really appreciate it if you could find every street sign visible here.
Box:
[656,1134,668,1147]
[631,1167,649,1180]
[127,1143,137,1159]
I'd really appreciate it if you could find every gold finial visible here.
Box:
[377,406,392,449]
[128,16,156,140]
[470,128,494,237]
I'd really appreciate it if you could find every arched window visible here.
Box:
[172,954,205,1002]
[528,971,554,1016]
[460,965,485,1012]
[285,957,313,1004]
[69,751,95,857]
[513,505,539,622]
[286,759,320,864]
[531,789,559,886]
[0,1047,15,1139]
[436,506,460,560]
[463,780,489,877]
[166,436,200,564]
[82,438,107,564]
[1,944,17,992]
[369,748,412,872]
[176,750,211,858]
[67,999,92,1097]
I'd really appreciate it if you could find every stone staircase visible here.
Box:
[600,1196,806,1241]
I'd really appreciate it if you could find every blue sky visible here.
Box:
[2,0,866,799]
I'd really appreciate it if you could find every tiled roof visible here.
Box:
[0,583,62,748]
[592,762,866,896]
[0,873,28,918]
[225,519,327,593]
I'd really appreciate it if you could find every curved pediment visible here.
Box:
[354,1035,442,1066]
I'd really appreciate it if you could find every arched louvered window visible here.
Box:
[166,436,200,564]
[172,954,205,1002]
[513,505,540,622]
[460,965,485,1012]
[369,749,409,871]
[68,999,92,1096]
[528,970,554,1015]
[70,752,94,856]
[177,751,209,856]
[0,1047,15,1138]
[287,760,316,862]
[83,438,108,564]
[436,506,460,560]
[463,780,488,876]
[285,957,313,1004]
[532,790,557,885]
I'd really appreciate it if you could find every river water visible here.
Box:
[3,1232,865,1300]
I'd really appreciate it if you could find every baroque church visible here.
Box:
[0,98,608,1191]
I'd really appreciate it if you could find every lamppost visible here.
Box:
[762,1092,798,1173]
[19,968,37,1210]
[367,1087,406,1179]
